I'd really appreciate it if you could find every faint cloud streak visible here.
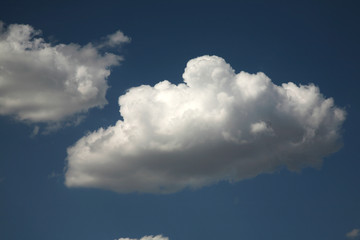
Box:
[346,228,360,239]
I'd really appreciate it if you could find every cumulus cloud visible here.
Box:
[346,228,360,239]
[0,21,129,124]
[65,55,345,194]
[117,235,169,240]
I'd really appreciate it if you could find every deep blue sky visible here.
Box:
[0,1,359,240]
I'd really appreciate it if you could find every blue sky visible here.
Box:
[0,0,359,240]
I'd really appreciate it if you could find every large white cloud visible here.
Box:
[117,235,169,240]
[0,21,129,123]
[65,55,345,194]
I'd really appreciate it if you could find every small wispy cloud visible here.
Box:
[98,30,131,49]
[30,126,40,138]
[116,235,169,240]
[346,228,360,239]
[48,171,61,178]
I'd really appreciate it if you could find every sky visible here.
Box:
[0,0,359,239]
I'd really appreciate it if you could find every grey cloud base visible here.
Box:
[65,55,345,194]
[0,22,128,124]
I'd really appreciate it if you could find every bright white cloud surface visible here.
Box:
[65,55,345,194]
[117,235,169,240]
[0,22,128,123]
